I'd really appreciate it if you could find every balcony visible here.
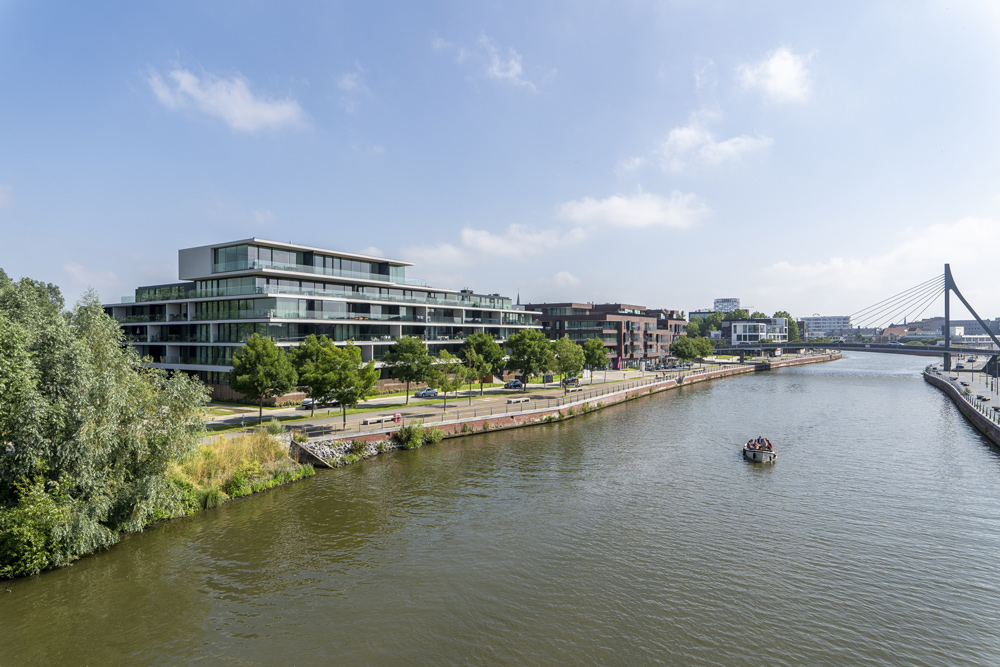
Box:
[212,259,427,287]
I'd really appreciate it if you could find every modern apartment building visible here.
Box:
[721,318,788,345]
[713,297,741,313]
[799,315,852,340]
[525,302,683,369]
[105,238,539,397]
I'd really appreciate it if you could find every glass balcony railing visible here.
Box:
[192,282,517,310]
[212,259,427,287]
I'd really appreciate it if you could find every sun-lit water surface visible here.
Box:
[4,353,1000,666]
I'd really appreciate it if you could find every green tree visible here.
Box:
[686,317,703,338]
[723,309,750,321]
[426,350,466,410]
[505,329,554,389]
[461,332,505,394]
[751,311,767,319]
[382,336,432,404]
[582,337,610,383]
[329,342,380,428]
[552,335,585,391]
[0,274,208,578]
[773,311,800,342]
[671,336,712,361]
[230,333,298,424]
[288,334,339,417]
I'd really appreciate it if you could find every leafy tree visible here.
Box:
[382,336,432,404]
[552,335,585,391]
[0,274,208,578]
[329,342,380,428]
[582,337,610,383]
[288,334,339,417]
[460,347,489,404]
[230,333,298,423]
[426,351,466,410]
[686,317,703,338]
[505,329,554,389]
[671,336,713,361]
[723,309,750,321]
[751,311,767,319]
[461,332,505,394]
[773,311,800,342]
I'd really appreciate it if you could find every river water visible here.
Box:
[4,353,1000,665]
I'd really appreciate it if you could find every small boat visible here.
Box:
[743,437,776,463]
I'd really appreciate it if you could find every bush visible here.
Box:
[425,427,444,444]
[201,487,226,509]
[349,440,367,455]
[395,424,426,450]
[262,419,285,435]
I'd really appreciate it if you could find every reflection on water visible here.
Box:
[5,353,1000,665]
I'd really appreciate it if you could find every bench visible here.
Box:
[361,414,397,425]
[507,397,530,404]
[566,387,584,393]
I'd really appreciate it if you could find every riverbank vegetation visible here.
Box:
[0,271,209,579]
[164,428,313,514]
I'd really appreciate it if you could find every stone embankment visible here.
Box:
[293,353,842,468]
[924,366,1000,447]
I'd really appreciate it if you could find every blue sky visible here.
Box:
[2,1,1000,322]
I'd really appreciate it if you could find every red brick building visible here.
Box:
[526,302,686,369]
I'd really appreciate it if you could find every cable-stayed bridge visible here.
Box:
[715,264,999,371]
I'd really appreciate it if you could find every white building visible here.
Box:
[105,238,540,397]
[713,297,741,313]
[800,315,852,340]
[722,318,788,345]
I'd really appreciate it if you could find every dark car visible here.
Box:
[562,377,580,387]
[504,380,523,389]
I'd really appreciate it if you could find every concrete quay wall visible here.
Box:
[923,368,1000,447]
[297,353,841,466]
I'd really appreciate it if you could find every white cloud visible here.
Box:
[737,47,813,104]
[0,185,13,209]
[553,271,580,289]
[693,58,717,91]
[557,189,709,230]
[433,34,539,91]
[478,35,536,91]
[147,67,305,132]
[336,63,370,113]
[64,262,119,289]
[624,111,771,173]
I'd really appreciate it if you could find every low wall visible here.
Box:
[923,368,1000,447]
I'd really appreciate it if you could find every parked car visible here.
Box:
[562,377,580,387]
[414,387,439,398]
[504,380,523,389]
[956,363,965,370]
[299,398,338,409]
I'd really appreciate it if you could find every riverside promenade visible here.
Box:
[924,356,1000,447]
[281,352,841,465]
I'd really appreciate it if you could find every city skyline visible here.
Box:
[2,1,1000,321]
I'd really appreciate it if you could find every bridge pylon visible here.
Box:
[942,263,1000,372]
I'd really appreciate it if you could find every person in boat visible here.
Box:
[765,439,772,451]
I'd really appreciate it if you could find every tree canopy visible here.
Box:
[288,334,339,416]
[671,336,713,360]
[230,333,297,423]
[552,335,585,388]
[426,350,468,410]
[505,329,554,388]
[382,336,432,404]
[461,332,505,394]
[581,337,609,382]
[328,342,380,427]
[0,272,208,578]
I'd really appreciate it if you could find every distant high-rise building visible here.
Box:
[713,297,741,313]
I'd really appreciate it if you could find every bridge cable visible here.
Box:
[850,274,943,320]
[853,279,944,330]
[852,277,945,329]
